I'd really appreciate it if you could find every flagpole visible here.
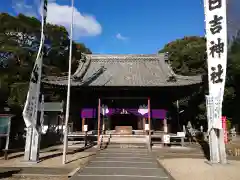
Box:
[23,0,48,162]
[62,0,74,164]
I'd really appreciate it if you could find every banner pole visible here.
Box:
[62,0,74,165]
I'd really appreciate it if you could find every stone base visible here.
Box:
[204,160,230,166]
[20,160,40,165]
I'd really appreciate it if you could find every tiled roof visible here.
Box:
[43,53,202,87]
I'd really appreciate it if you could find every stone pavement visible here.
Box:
[70,148,173,180]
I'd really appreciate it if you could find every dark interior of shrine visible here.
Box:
[109,114,140,130]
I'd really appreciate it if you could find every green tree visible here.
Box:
[0,13,91,111]
[160,35,240,129]
[159,36,207,76]
[159,36,207,126]
[223,32,240,126]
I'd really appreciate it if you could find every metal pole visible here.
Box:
[148,98,151,151]
[62,0,74,165]
[97,98,101,148]
[176,100,181,130]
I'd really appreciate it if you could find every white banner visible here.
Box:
[22,55,43,128]
[22,0,48,128]
[40,95,45,126]
[204,0,227,129]
[206,95,214,132]
[204,0,227,97]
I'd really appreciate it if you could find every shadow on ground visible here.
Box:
[1,141,96,163]
[196,134,210,160]
[0,169,21,179]
[66,151,96,164]
[39,142,96,162]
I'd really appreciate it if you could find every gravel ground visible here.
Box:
[155,141,240,180]
[159,158,240,180]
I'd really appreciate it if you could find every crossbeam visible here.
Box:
[101,97,148,100]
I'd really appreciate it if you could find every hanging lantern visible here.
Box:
[101,104,109,115]
[138,105,148,115]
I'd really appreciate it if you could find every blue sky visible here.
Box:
[2,0,206,54]
[76,0,205,54]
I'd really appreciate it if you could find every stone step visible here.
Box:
[105,143,147,149]
[101,138,147,144]
[102,135,147,138]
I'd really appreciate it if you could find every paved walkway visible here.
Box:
[70,148,173,180]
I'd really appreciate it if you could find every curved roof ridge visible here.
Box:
[87,53,161,56]
[84,53,164,61]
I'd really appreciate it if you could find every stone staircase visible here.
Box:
[100,134,148,149]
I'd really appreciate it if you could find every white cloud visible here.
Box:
[116,33,128,40]
[45,3,102,38]
[12,0,39,17]
[12,0,102,39]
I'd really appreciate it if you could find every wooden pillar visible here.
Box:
[148,98,152,150]
[82,118,87,147]
[143,118,146,132]
[138,118,142,130]
[82,118,85,132]
[163,118,168,133]
[102,116,105,134]
[97,98,101,147]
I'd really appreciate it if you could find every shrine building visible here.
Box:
[43,53,202,135]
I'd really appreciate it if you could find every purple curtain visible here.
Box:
[81,108,167,119]
[81,108,97,118]
[151,109,167,119]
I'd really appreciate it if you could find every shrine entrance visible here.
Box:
[110,113,141,130]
